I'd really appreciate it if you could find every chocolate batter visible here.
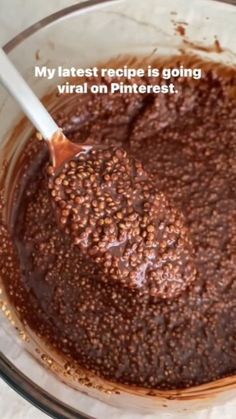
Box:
[1,56,236,390]
[49,145,195,298]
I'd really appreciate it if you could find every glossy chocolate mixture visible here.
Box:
[1,56,236,390]
[49,145,196,298]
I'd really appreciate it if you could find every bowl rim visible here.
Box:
[1,0,236,418]
[0,353,90,419]
[3,0,236,53]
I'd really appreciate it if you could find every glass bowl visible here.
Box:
[0,0,236,417]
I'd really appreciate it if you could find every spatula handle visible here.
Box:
[0,48,58,140]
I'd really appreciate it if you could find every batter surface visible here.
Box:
[49,145,195,298]
[1,56,236,390]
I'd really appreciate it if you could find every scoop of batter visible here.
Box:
[49,146,196,298]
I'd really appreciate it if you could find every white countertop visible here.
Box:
[0,379,48,419]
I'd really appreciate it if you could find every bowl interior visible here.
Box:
[0,0,236,417]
